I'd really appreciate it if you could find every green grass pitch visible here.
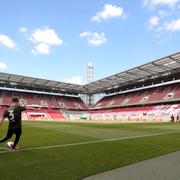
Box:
[1,121,180,180]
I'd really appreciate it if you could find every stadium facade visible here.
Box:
[0,52,179,122]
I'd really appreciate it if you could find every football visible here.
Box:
[6,141,14,149]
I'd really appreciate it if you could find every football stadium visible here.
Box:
[0,1,180,180]
[0,52,180,179]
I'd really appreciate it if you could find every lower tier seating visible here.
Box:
[23,109,65,121]
[0,90,87,110]
[90,104,180,122]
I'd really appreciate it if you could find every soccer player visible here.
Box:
[0,98,37,150]
[171,114,175,123]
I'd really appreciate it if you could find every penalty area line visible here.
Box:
[0,131,179,154]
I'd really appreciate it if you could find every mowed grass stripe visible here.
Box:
[0,130,179,154]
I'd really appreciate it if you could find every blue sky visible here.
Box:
[0,0,180,84]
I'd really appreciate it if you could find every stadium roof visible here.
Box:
[0,52,179,94]
[84,51,180,94]
[0,73,87,94]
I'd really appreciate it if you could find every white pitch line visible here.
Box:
[0,131,179,154]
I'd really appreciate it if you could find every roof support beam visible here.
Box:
[40,80,51,86]
[152,62,173,71]
[7,75,11,82]
[125,71,145,78]
[169,56,180,65]
[137,67,158,75]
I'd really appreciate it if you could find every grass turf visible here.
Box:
[0,121,180,180]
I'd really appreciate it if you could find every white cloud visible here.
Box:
[155,18,180,32]
[32,43,50,54]
[30,27,63,54]
[165,18,180,31]
[64,76,83,85]
[92,4,124,22]
[31,27,63,45]
[80,32,107,46]
[80,32,90,37]
[0,62,7,70]
[0,34,16,49]
[149,16,159,26]
[19,27,27,33]
[144,0,179,7]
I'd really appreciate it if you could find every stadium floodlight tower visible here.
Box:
[87,62,94,107]
[87,62,93,83]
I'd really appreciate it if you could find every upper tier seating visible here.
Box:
[93,83,180,109]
